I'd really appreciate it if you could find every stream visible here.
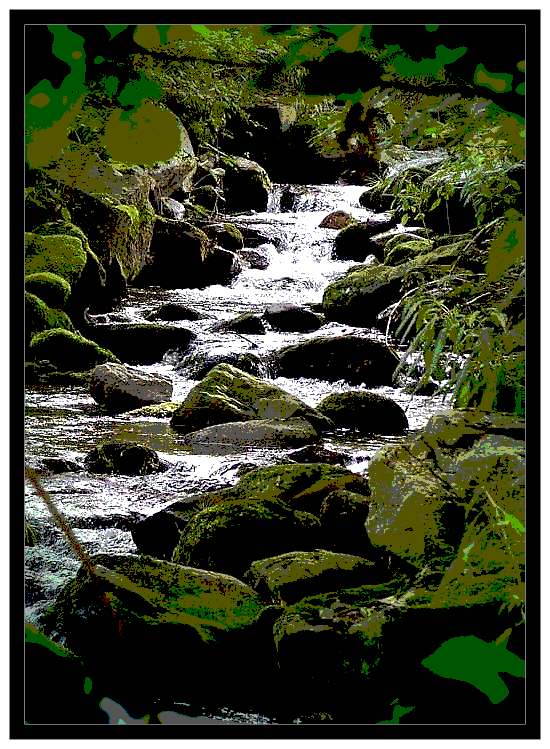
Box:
[24,182,449,719]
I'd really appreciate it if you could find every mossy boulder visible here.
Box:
[319,211,356,230]
[214,311,266,334]
[126,401,180,418]
[383,234,434,265]
[365,409,525,572]
[25,272,71,309]
[322,243,466,327]
[88,323,195,365]
[172,498,321,578]
[90,362,173,413]
[316,391,408,434]
[42,554,271,706]
[319,489,373,555]
[191,184,222,211]
[202,222,244,251]
[223,156,272,213]
[359,189,395,212]
[25,292,75,345]
[27,329,118,371]
[245,550,379,604]
[179,350,266,380]
[229,462,370,515]
[25,232,88,284]
[183,417,320,455]
[170,363,332,435]
[274,335,398,386]
[84,440,166,475]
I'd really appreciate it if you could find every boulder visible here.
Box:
[264,303,322,332]
[358,189,395,212]
[383,235,434,265]
[25,293,75,345]
[203,246,242,285]
[274,335,398,385]
[319,211,356,230]
[245,549,378,604]
[170,363,332,434]
[214,312,266,335]
[172,498,321,578]
[202,222,244,251]
[333,218,397,262]
[25,232,88,284]
[316,391,408,434]
[178,350,266,380]
[229,462,370,515]
[42,554,271,706]
[131,494,210,559]
[41,457,82,473]
[222,156,271,213]
[287,444,348,466]
[144,303,206,322]
[159,196,186,220]
[322,242,466,327]
[25,272,71,310]
[238,248,270,270]
[90,362,173,413]
[319,489,373,555]
[125,401,180,418]
[365,409,525,572]
[27,329,118,371]
[182,417,319,455]
[191,184,223,211]
[88,323,195,365]
[84,440,167,475]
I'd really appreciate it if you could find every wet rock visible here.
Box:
[332,218,397,261]
[316,391,408,434]
[178,350,266,379]
[233,225,276,249]
[214,312,266,335]
[84,440,167,475]
[238,248,270,270]
[319,211,356,230]
[25,272,72,310]
[322,242,466,327]
[223,157,271,213]
[41,457,82,473]
[319,489,372,555]
[366,409,525,571]
[279,186,299,212]
[245,550,378,604]
[183,417,320,455]
[90,362,173,413]
[27,329,118,371]
[172,498,321,579]
[159,196,186,220]
[191,184,223,211]
[42,554,271,706]
[230,462,370,515]
[125,401,180,418]
[264,303,322,333]
[170,363,332,434]
[203,246,242,285]
[144,303,206,322]
[287,444,348,466]
[358,189,395,211]
[274,335,398,386]
[202,222,244,251]
[89,323,195,365]
[25,291,76,344]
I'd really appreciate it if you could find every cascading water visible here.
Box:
[24,182,448,633]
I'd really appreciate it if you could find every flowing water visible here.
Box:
[24,184,449,712]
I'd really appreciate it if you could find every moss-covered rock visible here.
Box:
[126,401,180,418]
[245,549,379,604]
[214,311,266,335]
[322,242,466,327]
[319,211,356,230]
[144,303,206,322]
[191,184,222,211]
[42,554,270,706]
[28,329,118,371]
[172,498,321,578]
[180,350,266,380]
[316,391,408,434]
[183,417,320,454]
[170,363,332,434]
[319,489,373,555]
[223,156,271,213]
[25,292,75,345]
[202,222,244,251]
[25,272,71,309]
[84,440,166,475]
[333,219,397,262]
[365,409,525,572]
[230,462,370,514]
[25,232,88,284]
[384,236,434,265]
[275,335,398,386]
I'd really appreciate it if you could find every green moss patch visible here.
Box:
[28,329,119,371]
[25,272,71,309]
[25,291,75,344]
[25,232,87,284]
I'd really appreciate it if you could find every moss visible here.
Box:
[25,291,75,344]
[222,223,244,248]
[33,220,92,252]
[28,329,119,371]
[25,232,88,284]
[25,272,71,309]
[126,401,180,418]
[384,237,434,265]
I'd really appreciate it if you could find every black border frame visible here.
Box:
[11,8,541,740]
